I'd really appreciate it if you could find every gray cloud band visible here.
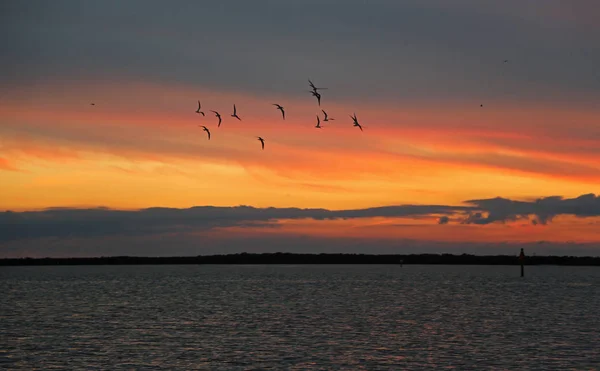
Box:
[2,1,599,101]
[1,194,598,242]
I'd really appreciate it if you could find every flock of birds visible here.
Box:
[193,79,363,150]
[90,64,513,149]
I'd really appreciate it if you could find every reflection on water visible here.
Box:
[1,265,599,370]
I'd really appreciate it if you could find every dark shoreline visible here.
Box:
[1,253,599,266]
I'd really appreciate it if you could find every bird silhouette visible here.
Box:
[351,113,363,131]
[90,103,95,106]
[315,115,322,129]
[308,79,327,91]
[310,90,321,106]
[199,125,211,140]
[273,104,285,120]
[231,104,241,120]
[322,109,334,121]
[257,136,265,150]
[211,110,222,127]
[196,101,205,116]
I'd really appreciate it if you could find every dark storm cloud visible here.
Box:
[0,204,462,242]
[1,194,599,242]
[2,0,599,102]
[461,193,600,225]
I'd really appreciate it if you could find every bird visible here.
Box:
[90,103,95,106]
[257,136,265,150]
[503,59,509,63]
[308,79,327,91]
[309,90,321,106]
[322,109,334,121]
[273,104,285,120]
[211,110,222,127]
[315,115,322,129]
[350,113,363,131]
[199,125,211,140]
[196,101,205,116]
[480,104,483,107]
[231,104,241,120]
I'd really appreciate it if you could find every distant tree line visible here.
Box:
[1,253,599,266]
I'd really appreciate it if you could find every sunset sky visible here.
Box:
[1,1,599,257]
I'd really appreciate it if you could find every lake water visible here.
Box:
[1,265,599,370]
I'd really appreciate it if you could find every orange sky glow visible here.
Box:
[2,1,600,256]
[1,80,599,248]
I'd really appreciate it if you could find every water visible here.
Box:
[1,265,599,370]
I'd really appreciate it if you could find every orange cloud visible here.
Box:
[1,79,599,211]
[0,157,19,172]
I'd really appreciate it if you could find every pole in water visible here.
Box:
[519,248,525,277]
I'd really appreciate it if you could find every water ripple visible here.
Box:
[1,265,599,370]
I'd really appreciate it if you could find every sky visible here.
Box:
[1,0,599,257]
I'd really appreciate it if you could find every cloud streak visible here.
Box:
[0,157,19,172]
[2,1,599,103]
[462,193,600,225]
[2,97,599,187]
[1,194,598,242]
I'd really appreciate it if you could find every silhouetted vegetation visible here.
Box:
[1,253,599,266]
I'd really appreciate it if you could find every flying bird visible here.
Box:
[231,104,241,120]
[503,59,509,63]
[351,113,363,131]
[315,115,322,129]
[196,101,205,116]
[211,110,222,127]
[308,79,327,91]
[257,136,265,150]
[273,104,285,120]
[90,103,95,106]
[322,109,334,121]
[199,125,211,140]
[309,90,321,106]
